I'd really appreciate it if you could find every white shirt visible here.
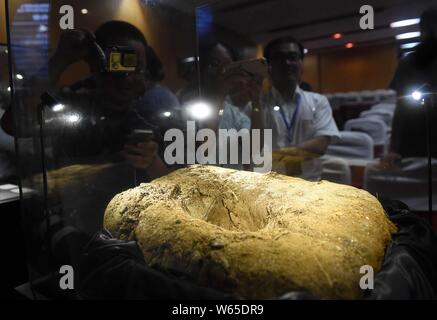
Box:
[220,97,251,131]
[262,86,340,180]
[217,97,251,170]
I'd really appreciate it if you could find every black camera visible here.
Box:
[84,32,139,75]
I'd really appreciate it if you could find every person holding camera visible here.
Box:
[49,21,172,175]
[178,42,265,170]
[0,21,175,236]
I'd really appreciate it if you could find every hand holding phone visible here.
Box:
[223,58,268,78]
[122,141,159,170]
[126,129,154,145]
[123,130,157,170]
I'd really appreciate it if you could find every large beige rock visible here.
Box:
[104,165,396,299]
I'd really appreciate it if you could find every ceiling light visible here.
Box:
[396,32,421,40]
[333,33,343,39]
[304,48,308,54]
[390,18,420,28]
[182,57,196,63]
[345,43,354,49]
[400,42,420,50]
[38,24,48,32]
[81,8,88,14]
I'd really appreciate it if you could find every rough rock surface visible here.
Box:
[104,165,396,299]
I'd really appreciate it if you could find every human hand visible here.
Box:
[379,152,402,170]
[52,28,96,67]
[122,141,159,170]
[247,75,264,108]
[221,67,264,108]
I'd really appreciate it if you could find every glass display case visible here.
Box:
[4,0,437,300]
[7,0,201,299]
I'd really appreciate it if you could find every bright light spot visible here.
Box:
[333,33,343,39]
[402,51,414,58]
[81,8,88,14]
[7,87,10,92]
[187,102,213,120]
[38,24,48,32]
[304,48,308,54]
[163,111,171,117]
[4,49,8,54]
[396,32,421,40]
[218,109,224,116]
[411,91,422,101]
[273,106,280,112]
[400,42,420,50]
[66,114,80,123]
[16,74,24,80]
[52,104,64,112]
[182,57,196,63]
[345,43,354,49]
[390,18,420,28]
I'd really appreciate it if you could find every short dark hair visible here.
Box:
[420,7,437,34]
[264,36,305,61]
[95,21,164,81]
[95,20,147,48]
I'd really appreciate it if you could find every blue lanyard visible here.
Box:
[278,94,301,143]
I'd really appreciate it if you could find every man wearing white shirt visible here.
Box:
[261,36,340,180]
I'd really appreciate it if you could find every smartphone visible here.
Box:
[223,58,268,78]
[127,129,154,145]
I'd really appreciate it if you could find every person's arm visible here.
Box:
[296,94,339,156]
[49,54,74,89]
[122,141,172,179]
[388,57,408,94]
[1,29,94,136]
[297,136,331,155]
[49,29,96,88]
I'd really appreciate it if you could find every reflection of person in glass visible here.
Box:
[179,42,264,170]
[49,21,169,172]
[0,21,240,300]
[385,7,437,166]
[41,21,171,234]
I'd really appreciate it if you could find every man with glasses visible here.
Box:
[262,36,339,180]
